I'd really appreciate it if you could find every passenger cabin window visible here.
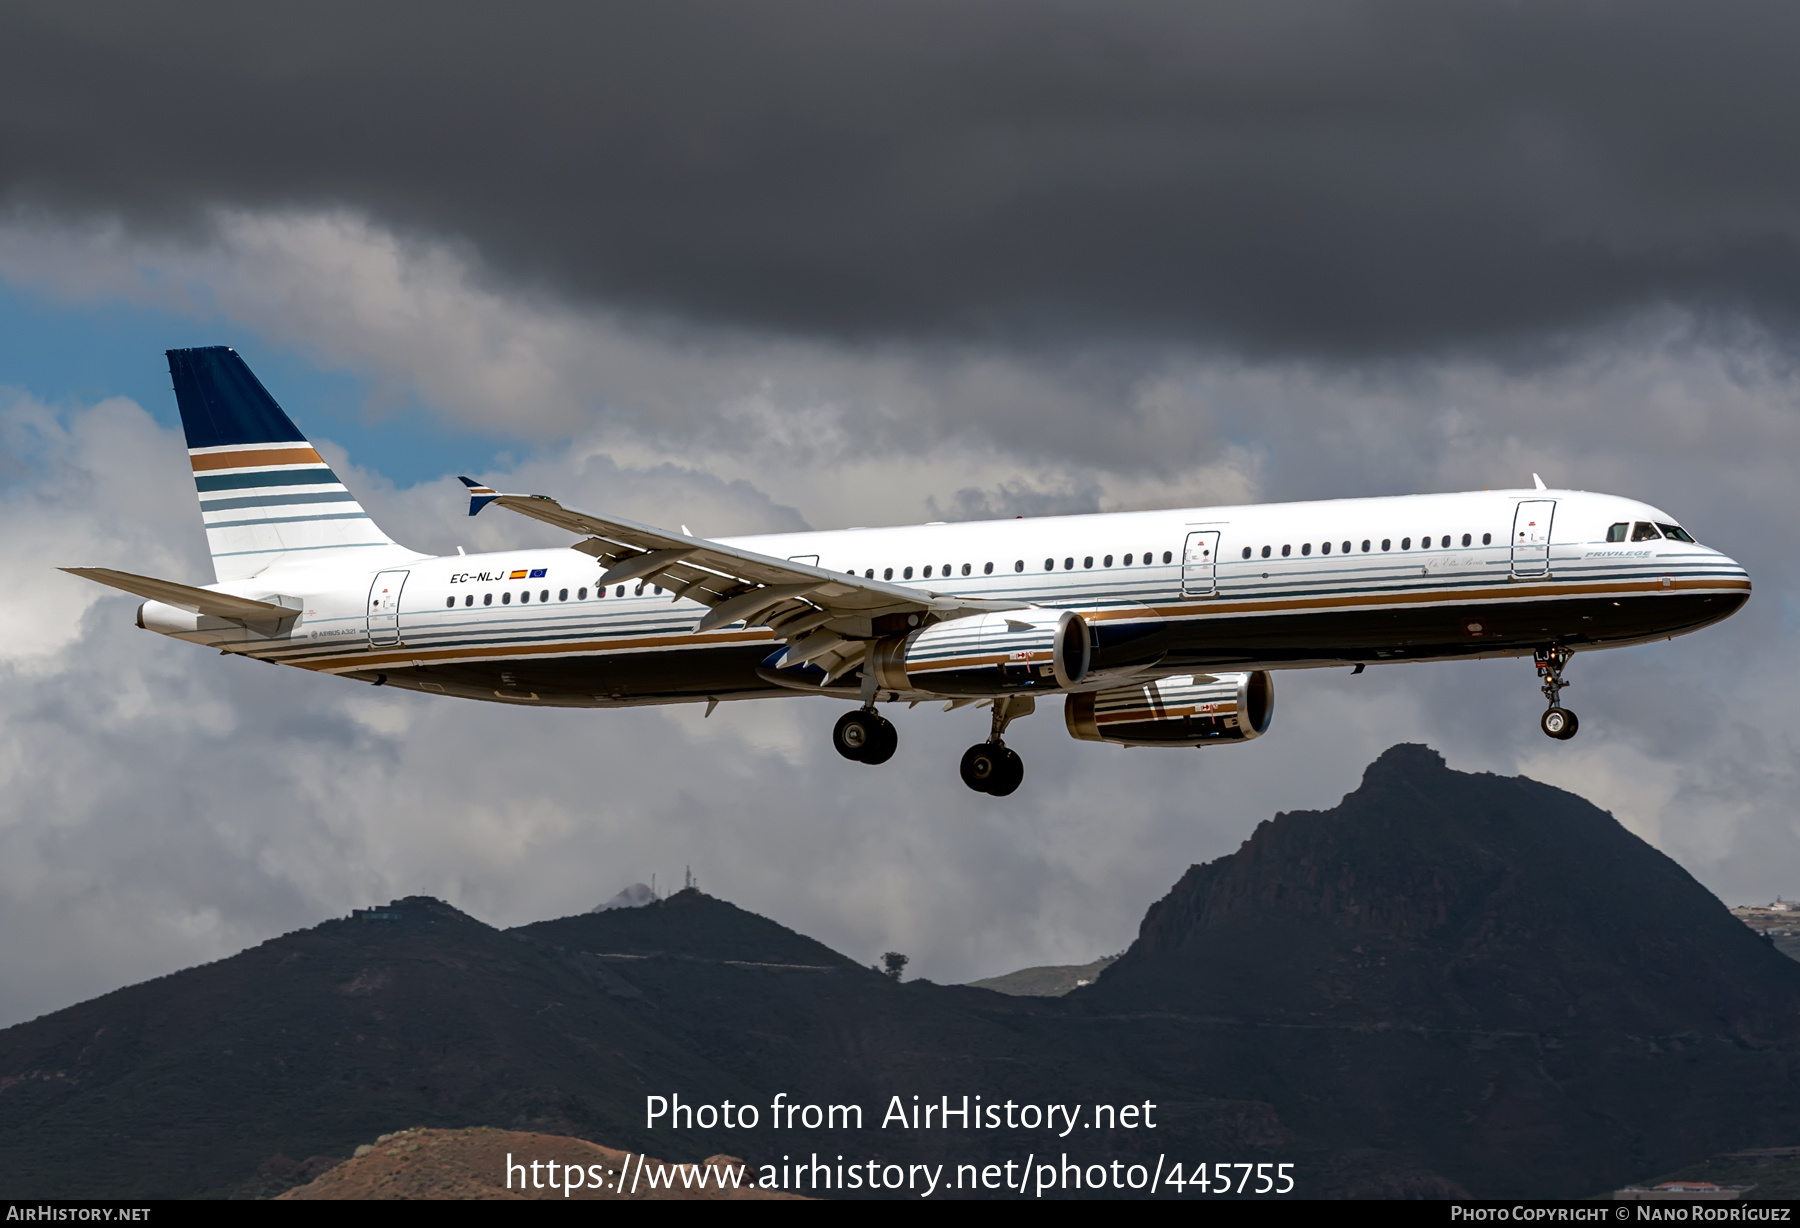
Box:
[1103,555,1113,567]
[1482,533,1491,544]
[1631,522,1663,542]
[520,591,529,603]
[1084,556,1094,568]
[1125,553,1135,565]
[484,593,493,605]
[1381,539,1391,551]
[1242,547,1252,559]
[903,566,913,579]
[445,597,455,608]
[1401,537,1411,550]
[1281,545,1291,557]
[1162,551,1173,563]
[1341,541,1350,553]
[543,590,552,602]
[1361,540,1371,552]
[1302,543,1312,556]
[1461,534,1471,547]
[1065,558,1074,570]
[502,592,511,604]
[1013,560,1023,572]
[1045,558,1054,571]
[465,594,474,606]
[616,585,625,597]
[884,568,894,580]
[579,588,588,600]
[1440,536,1450,548]
[1658,523,1696,542]
[1606,523,1629,542]
[1261,546,1271,558]
[967,563,976,576]
[923,565,933,578]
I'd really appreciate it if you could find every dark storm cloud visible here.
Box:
[4,0,1800,354]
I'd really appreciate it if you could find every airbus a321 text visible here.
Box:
[66,348,1751,796]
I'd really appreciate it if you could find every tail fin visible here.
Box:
[167,347,407,581]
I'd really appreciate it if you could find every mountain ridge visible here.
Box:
[5,744,1800,1198]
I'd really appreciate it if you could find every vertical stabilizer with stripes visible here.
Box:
[168,347,410,582]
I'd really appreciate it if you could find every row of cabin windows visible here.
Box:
[853,551,1176,582]
[1607,521,1695,543]
[1239,533,1491,561]
[447,585,630,608]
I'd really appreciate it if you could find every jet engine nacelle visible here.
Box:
[1065,671,1274,747]
[869,609,1090,696]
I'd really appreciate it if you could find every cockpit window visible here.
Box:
[1631,522,1663,542]
[1605,522,1628,542]
[1657,523,1696,543]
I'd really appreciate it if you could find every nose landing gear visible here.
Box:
[1536,647,1578,740]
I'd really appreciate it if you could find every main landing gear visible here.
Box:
[959,696,1033,797]
[831,694,1033,796]
[1535,647,1579,740]
[833,707,897,765]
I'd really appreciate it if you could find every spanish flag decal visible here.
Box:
[509,569,528,579]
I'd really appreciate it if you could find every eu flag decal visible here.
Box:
[528,568,548,579]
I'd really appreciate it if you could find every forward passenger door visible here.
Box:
[1510,501,1556,578]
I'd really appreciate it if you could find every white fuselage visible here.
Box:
[137,486,1748,710]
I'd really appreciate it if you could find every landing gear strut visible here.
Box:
[959,697,1033,796]
[1535,647,1578,740]
[833,707,897,764]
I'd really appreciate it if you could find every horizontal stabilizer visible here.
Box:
[457,476,500,517]
[61,567,300,622]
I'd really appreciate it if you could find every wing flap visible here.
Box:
[62,567,300,622]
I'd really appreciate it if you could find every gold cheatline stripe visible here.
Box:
[189,446,323,472]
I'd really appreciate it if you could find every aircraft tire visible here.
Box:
[960,742,1003,792]
[834,710,880,761]
[862,716,898,765]
[988,747,1024,797]
[1541,707,1579,740]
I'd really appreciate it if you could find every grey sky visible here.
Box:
[0,2,1797,1030]
[6,1,1800,352]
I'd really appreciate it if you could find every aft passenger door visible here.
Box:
[1511,501,1556,578]
[1181,531,1220,596]
[367,570,409,647]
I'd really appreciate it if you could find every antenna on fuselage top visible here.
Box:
[1532,473,1547,490]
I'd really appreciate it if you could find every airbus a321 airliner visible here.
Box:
[66,348,1750,796]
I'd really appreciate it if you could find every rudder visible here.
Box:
[167,347,407,581]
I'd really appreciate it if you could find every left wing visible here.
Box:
[460,479,1024,675]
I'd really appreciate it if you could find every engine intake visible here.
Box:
[869,609,1090,696]
[1065,671,1274,747]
